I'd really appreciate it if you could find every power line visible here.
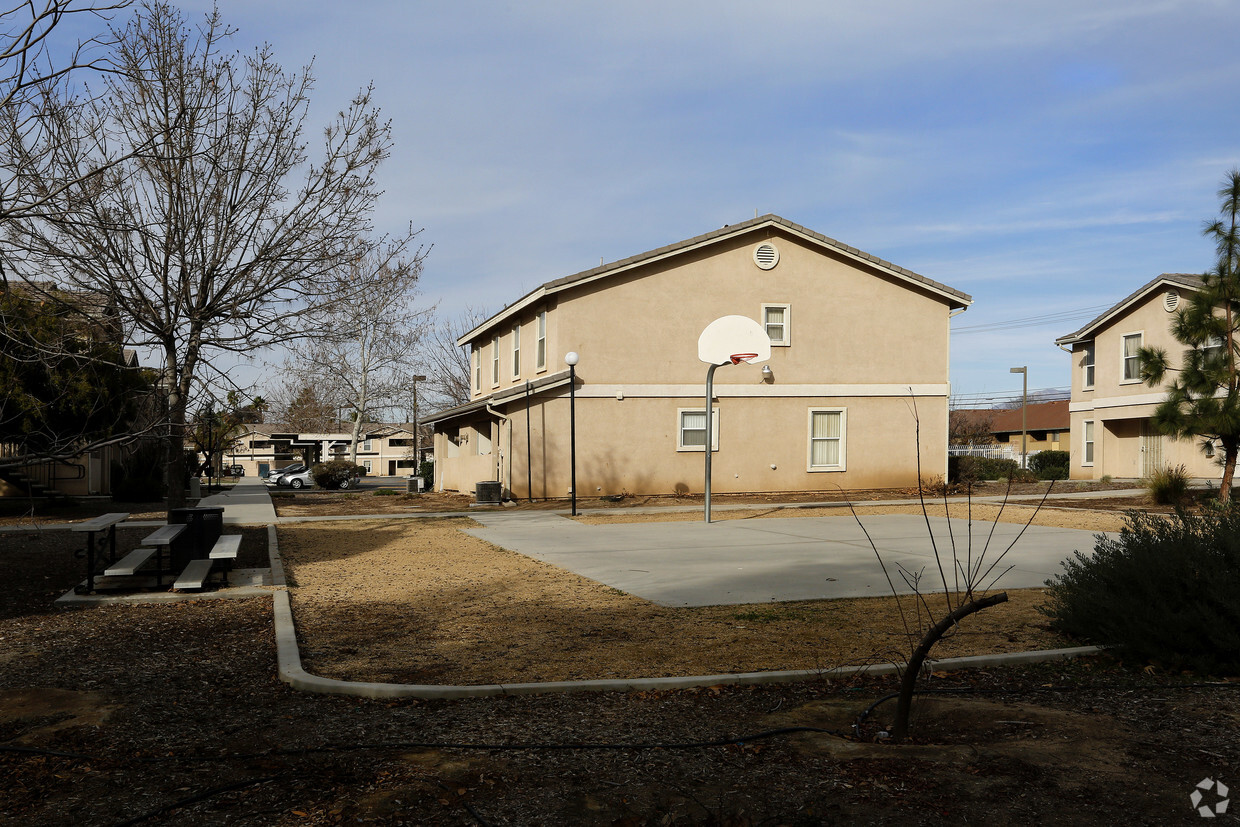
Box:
[951,304,1113,335]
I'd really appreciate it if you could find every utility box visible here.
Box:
[406,476,425,494]
[475,480,502,504]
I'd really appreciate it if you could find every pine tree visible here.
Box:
[1140,170,1240,502]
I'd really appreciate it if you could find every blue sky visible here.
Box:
[169,1,1240,403]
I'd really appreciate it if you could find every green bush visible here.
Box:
[1030,450,1070,480]
[948,456,1024,483]
[418,459,434,481]
[311,459,366,490]
[1145,464,1190,505]
[1040,505,1240,675]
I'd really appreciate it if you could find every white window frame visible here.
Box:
[676,407,719,452]
[1082,341,1095,390]
[362,459,372,473]
[362,438,372,452]
[491,335,501,387]
[511,324,521,378]
[1121,332,1143,384]
[1202,334,1226,362]
[536,311,547,372]
[762,303,791,347]
[1083,420,1095,466]
[472,348,481,394]
[807,408,846,472]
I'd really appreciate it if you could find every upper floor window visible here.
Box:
[511,324,521,378]
[491,335,500,386]
[1122,333,1143,382]
[362,439,372,451]
[472,348,481,393]
[763,304,790,346]
[1082,341,1095,389]
[536,311,547,371]
[1203,334,1226,362]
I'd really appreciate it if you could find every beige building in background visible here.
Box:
[427,214,971,499]
[1056,273,1221,481]
[227,425,422,477]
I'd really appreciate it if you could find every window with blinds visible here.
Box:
[808,408,845,471]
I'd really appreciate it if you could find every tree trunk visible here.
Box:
[891,592,1008,741]
[1221,442,1237,504]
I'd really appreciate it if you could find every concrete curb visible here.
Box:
[267,527,1105,700]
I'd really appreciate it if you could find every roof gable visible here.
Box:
[461,214,971,345]
[1055,273,1203,346]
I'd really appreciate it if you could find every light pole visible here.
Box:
[565,352,579,516]
[1009,366,1028,469]
[411,374,426,474]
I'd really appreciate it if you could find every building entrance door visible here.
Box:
[1141,422,1164,478]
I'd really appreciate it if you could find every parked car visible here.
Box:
[276,467,361,490]
[228,465,245,477]
[263,463,307,485]
[275,469,314,489]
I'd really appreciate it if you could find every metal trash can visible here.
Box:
[475,480,502,504]
[168,506,225,568]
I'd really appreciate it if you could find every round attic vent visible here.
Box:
[753,242,779,270]
[1164,290,1179,312]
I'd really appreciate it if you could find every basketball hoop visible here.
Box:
[729,353,759,365]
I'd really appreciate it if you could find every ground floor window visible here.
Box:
[1083,420,1095,466]
[808,408,846,471]
[363,460,372,473]
[677,407,718,451]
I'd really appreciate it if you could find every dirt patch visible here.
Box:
[3,513,1239,824]
[279,516,1073,686]
[268,480,1142,517]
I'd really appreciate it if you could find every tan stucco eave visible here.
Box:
[1055,273,1202,346]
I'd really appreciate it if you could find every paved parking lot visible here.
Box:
[465,512,1105,607]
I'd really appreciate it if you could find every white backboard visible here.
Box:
[697,315,772,366]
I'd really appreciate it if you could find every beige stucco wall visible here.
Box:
[448,382,948,499]
[440,225,958,498]
[1067,284,1223,480]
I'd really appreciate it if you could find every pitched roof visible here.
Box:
[988,400,1069,433]
[1055,273,1203,346]
[460,214,972,344]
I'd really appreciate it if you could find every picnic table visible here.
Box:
[73,506,240,593]
[72,512,130,593]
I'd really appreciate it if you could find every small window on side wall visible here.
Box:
[762,304,790,346]
[677,408,718,452]
[1082,341,1095,389]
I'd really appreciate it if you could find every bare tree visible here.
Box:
[422,305,490,409]
[268,381,339,433]
[285,232,430,464]
[1,2,398,508]
[948,408,995,445]
[0,1,132,229]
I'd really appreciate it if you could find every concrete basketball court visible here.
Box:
[465,512,1107,607]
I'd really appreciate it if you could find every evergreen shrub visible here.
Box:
[1040,505,1240,675]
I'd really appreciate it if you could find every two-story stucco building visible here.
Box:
[226,424,422,477]
[427,215,971,500]
[1055,273,1222,481]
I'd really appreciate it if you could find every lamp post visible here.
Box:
[1009,366,1028,469]
[565,352,579,516]
[410,374,426,473]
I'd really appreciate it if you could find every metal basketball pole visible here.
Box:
[704,363,721,523]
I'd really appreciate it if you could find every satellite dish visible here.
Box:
[698,315,772,366]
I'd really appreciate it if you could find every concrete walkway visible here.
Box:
[197,475,278,525]
[465,511,1107,607]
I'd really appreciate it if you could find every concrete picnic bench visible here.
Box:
[72,512,130,593]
